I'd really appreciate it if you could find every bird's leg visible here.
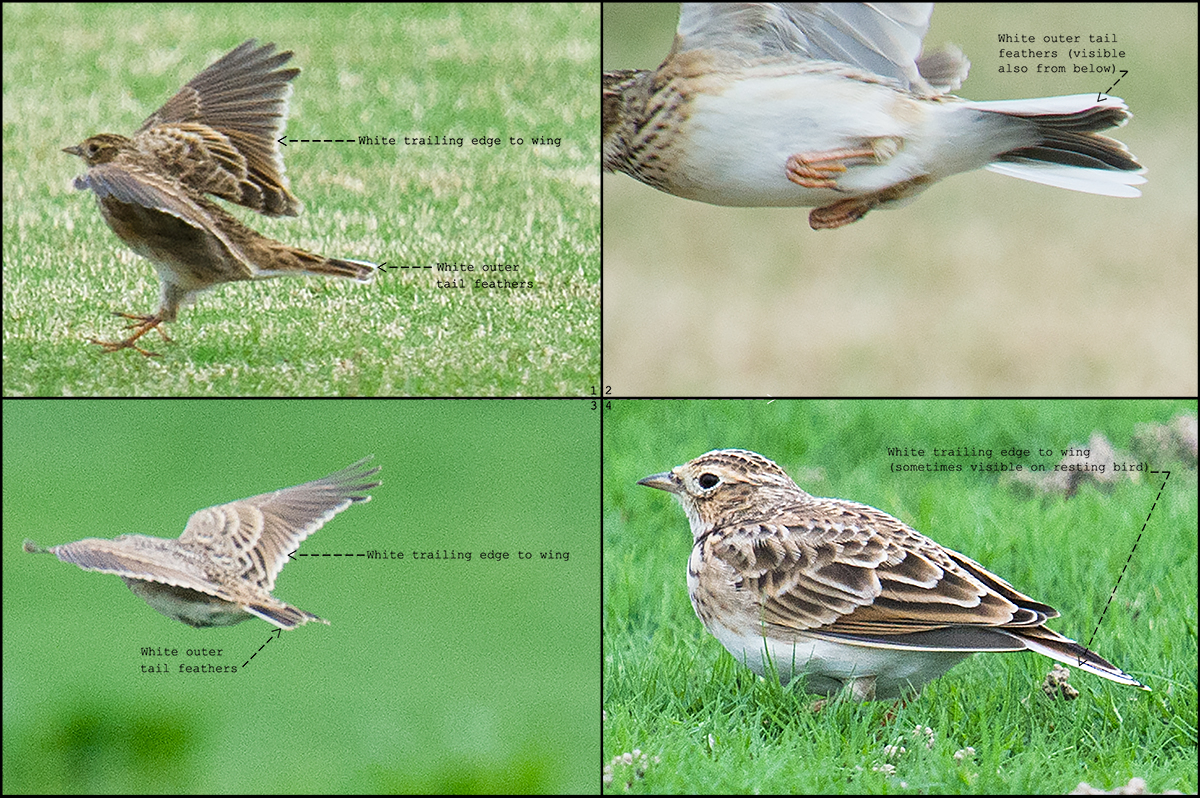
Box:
[785,137,903,188]
[808,174,936,229]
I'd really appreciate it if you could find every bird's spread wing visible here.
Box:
[74,163,255,281]
[671,3,967,94]
[179,458,380,591]
[135,39,301,216]
[33,535,238,601]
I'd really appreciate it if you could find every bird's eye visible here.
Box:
[698,472,720,489]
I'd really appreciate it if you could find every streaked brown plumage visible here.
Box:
[64,40,375,356]
[639,448,1147,700]
[24,458,380,629]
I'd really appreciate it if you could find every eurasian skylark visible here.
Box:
[604,4,1145,229]
[25,457,380,630]
[64,39,376,356]
[639,449,1147,700]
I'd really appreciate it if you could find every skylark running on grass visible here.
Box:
[639,449,1147,700]
[64,39,376,356]
[25,458,380,630]
[604,3,1145,229]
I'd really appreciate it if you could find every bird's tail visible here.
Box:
[253,244,377,283]
[971,94,1146,197]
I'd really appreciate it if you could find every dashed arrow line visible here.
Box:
[1097,69,1129,102]
[1079,470,1169,663]
[242,627,283,669]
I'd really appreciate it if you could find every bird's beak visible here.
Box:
[637,471,679,494]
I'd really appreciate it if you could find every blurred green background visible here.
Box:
[603,4,1197,395]
[4,399,598,793]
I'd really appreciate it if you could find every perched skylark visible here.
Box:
[25,458,380,630]
[639,449,1147,700]
[604,4,1145,229]
[64,39,376,356]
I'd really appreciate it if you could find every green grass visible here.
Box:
[604,400,1197,794]
[3,4,599,395]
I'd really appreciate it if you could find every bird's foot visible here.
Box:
[88,312,171,357]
